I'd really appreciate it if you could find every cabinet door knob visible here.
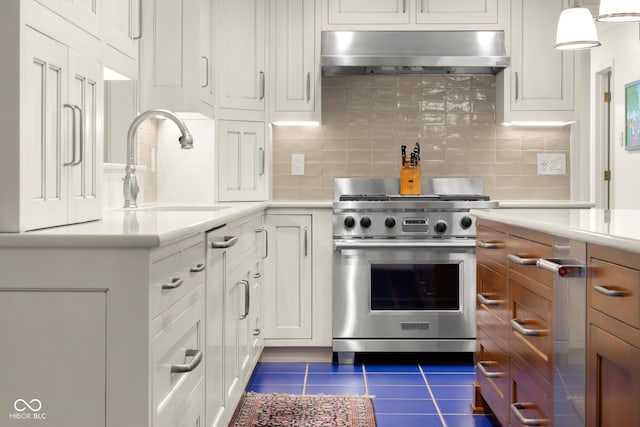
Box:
[162,277,184,290]
[170,349,203,373]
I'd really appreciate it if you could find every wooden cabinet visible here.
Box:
[324,0,503,29]
[270,0,321,124]
[101,0,139,79]
[262,208,333,347]
[217,120,267,201]
[216,0,267,114]
[263,213,313,340]
[497,0,575,124]
[139,0,214,117]
[587,244,640,427]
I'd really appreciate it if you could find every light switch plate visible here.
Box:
[291,154,305,175]
[537,153,566,175]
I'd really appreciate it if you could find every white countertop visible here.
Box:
[471,208,640,253]
[0,202,268,248]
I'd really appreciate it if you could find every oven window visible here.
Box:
[370,263,460,310]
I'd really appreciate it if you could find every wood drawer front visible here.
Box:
[151,240,206,318]
[510,356,553,427]
[477,264,509,348]
[508,235,553,288]
[590,257,640,330]
[476,328,509,427]
[152,296,204,426]
[510,280,553,389]
[588,324,640,427]
[477,224,508,274]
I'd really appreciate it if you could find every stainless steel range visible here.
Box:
[332,177,498,364]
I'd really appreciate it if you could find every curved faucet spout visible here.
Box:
[123,109,194,208]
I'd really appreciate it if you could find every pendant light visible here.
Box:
[555,1,601,50]
[598,0,640,22]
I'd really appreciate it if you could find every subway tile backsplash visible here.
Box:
[272,75,570,201]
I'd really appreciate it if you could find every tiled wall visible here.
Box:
[272,75,571,200]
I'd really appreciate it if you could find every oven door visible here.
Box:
[333,239,477,341]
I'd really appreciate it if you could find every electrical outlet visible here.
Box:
[291,154,305,175]
[537,153,566,175]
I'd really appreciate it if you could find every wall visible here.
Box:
[591,22,640,209]
[272,75,571,200]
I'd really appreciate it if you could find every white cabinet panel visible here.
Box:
[264,214,313,340]
[327,0,410,24]
[217,0,267,112]
[217,120,267,201]
[416,0,499,24]
[271,0,321,123]
[35,0,100,37]
[0,290,107,427]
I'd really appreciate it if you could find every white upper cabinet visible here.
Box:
[101,0,140,79]
[139,0,214,117]
[416,0,500,25]
[216,0,267,114]
[327,0,410,25]
[270,0,321,123]
[324,0,504,29]
[497,0,575,123]
[217,120,267,201]
[34,0,101,37]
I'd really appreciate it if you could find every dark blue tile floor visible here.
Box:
[246,358,499,427]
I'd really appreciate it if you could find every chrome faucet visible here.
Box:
[123,109,194,208]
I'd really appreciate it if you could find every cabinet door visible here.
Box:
[22,28,68,231]
[272,0,318,115]
[588,325,640,427]
[263,214,313,340]
[35,0,100,37]
[217,120,267,201]
[201,0,215,109]
[327,0,410,24]
[67,49,103,224]
[102,0,139,60]
[217,0,267,111]
[250,258,264,363]
[510,0,574,112]
[416,0,499,25]
[0,290,107,426]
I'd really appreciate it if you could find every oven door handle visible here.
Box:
[333,240,477,250]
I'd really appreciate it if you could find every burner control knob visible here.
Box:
[384,217,396,228]
[344,216,356,228]
[434,221,447,234]
[460,216,473,229]
[360,217,372,228]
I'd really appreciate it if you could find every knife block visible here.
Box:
[400,160,421,195]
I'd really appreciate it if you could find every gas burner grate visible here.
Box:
[339,194,390,202]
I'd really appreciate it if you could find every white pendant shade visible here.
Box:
[598,0,640,22]
[555,7,601,50]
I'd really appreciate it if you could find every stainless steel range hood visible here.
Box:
[321,31,510,76]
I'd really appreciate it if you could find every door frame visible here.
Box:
[595,67,612,209]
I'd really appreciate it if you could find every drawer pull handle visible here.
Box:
[511,318,548,337]
[476,240,502,249]
[171,349,203,373]
[254,272,262,279]
[190,263,205,273]
[210,235,239,249]
[253,328,261,336]
[507,253,539,265]
[510,402,548,426]
[256,229,268,259]
[477,293,503,306]
[476,361,504,378]
[162,277,184,290]
[536,258,585,277]
[594,284,627,297]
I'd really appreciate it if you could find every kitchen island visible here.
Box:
[470,208,640,427]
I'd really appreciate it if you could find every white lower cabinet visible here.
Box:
[217,120,268,201]
[263,208,333,347]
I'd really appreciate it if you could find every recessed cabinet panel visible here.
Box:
[153,0,184,87]
[327,0,410,24]
[34,0,100,37]
[417,0,498,24]
[0,290,107,427]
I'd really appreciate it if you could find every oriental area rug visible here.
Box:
[228,393,377,427]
